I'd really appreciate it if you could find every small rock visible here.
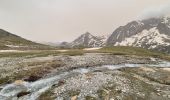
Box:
[71,95,77,100]
[93,70,102,72]
[157,93,161,96]
[58,80,65,86]
[17,91,30,98]
[163,95,167,97]
[24,75,41,82]
[168,95,170,98]
[85,73,94,80]
[52,80,65,87]
[14,80,25,85]
[0,87,2,91]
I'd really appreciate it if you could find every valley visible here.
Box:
[0,9,170,100]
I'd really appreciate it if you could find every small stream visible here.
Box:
[0,60,170,100]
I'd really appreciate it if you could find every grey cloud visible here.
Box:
[0,0,169,42]
[138,2,170,19]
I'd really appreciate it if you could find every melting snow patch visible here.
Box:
[115,27,170,49]
[83,47,102,51]
[0,50,25,53]
[56,50,68,52]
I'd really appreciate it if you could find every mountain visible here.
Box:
[0,29,52,50]
[59,42,71,49]
[39,42,61,47]
[107,16,170,53]
[70,32,107,48]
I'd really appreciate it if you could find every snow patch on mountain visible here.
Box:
[70,32,107,47]
[115,27,170,49]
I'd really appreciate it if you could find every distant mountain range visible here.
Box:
[63,16,170,53]
[1,16,170,53]
[69,32,107,48]
[107,16,170,53]
[0,29,53,50]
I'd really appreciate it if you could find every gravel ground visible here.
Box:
[48,53,158,74]
[53,67,170,100]
[1,53,169,100]
[0,53,159,83]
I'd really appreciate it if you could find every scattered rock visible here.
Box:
[168,95,170,98]
[14,80,25,85]
[58,80,65,86]
[71,95,77,100]
[93,70,102,72]
[17,91,30,98]
[85,65,90,68]
[24,75,41,82]
[85,73,94,80]
[1,53,169,99]
[162,68,170,72]
[85,96,96,100]
[52,80,65,87]
[0,87,2,91]
[139,67,156,72]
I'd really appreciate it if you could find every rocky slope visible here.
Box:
[107,16,170,53]
[70,32,107,48]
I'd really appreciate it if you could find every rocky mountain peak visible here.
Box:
[56,16,170,53]
[106,16,170,53]
[84,32,91,35]
[70,32,106,48]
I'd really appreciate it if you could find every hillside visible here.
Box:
[0,29,53,50]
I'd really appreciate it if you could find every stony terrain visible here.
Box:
[52,67,170,100]
[0,52,170,100]
[0,53,157,84]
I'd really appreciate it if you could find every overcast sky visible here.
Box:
[0,0,170,42]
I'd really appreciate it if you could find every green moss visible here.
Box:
[0,44,9,49]
[0,60,63,85]
[99,46,162,56]
[85,96,97,100]
[0,49,85,58]
[0,77,12,85]
[39,89,55,100]
[0,50,60,58]
[97,70,158,100]
[87,46,170,61]
[62,50,84,56]
[97,89,109,99]
[120,67,170,85]
[68,90,80,97]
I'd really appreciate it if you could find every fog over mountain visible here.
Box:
[0,0,170,42]
[138,2,170,19]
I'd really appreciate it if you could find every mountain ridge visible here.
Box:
[66,16,170,53]
[2,16,170,53]
[0,29,53,50]
[106,16,170,53]
[69,32,107,48]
